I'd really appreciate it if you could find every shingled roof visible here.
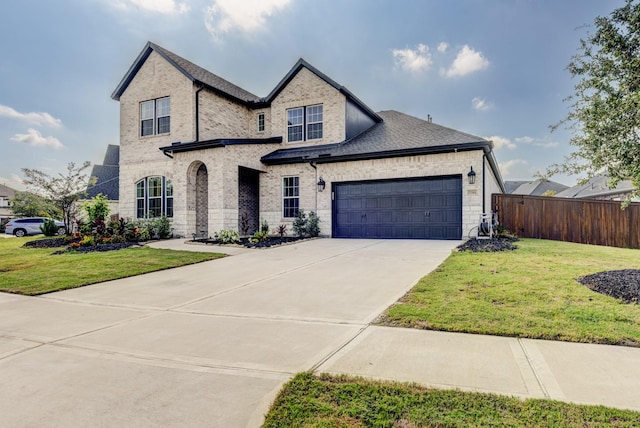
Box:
[86,145,119,200]
[262,110,491,164]
[111,42,260,104]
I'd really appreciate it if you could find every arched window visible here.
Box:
[136,176,173,218]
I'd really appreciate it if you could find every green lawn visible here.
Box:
[264,373,640,427]
[0,237,224,295]
[379,239,640,346]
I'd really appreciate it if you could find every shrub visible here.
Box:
[306,211,320,237]
[40,218,60,237]
[261,218,269,234]
[84,194,110,223]
[216,229,240,244]
[292,210,321,237]
[155,216,172,239]
[292,210,307,237]
[240,212,250,236]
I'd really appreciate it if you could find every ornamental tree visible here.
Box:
[21,161,94,233]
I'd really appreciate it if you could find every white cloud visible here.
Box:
[0,105,62,128]
[111,0,189,14]
[472,97,491,111]
[499,159,528,177]
[444,45,489,78]
[205,0,291,42]
[10,129,64,149]
[392,44,432,74]
[437,42,448,53]
[485,135,515,150]
[516,136,560,148]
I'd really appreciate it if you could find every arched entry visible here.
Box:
[195,164,208,238]
[187,161,208,239]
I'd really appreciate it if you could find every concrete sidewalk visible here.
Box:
[318,326,640,412]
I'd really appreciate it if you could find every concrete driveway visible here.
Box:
[0,238,457,427]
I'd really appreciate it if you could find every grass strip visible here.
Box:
[264,372,640,427]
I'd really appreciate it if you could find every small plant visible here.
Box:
[261,218,269,234]
[84,194,110,223]
[216,229,240,244]
[253,230,269,242]
[274,224,287,238]
[40,218,59,237]
[79,235,95,247]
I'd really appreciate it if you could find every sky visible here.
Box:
[0,0,625,191]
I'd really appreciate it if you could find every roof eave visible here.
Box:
[262,141,491,165]
[160,137,283,155]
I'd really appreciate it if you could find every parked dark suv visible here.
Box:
[4,217,66,237]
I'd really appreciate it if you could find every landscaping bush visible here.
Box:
[215,229,240,244]
[40,218,60,237]
[292,210,321,237]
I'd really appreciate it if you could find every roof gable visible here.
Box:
[111,42,260,103]
[265,58,382,123]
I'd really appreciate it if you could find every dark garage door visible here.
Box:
[333,175,462,239]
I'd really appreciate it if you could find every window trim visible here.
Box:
[140,97,171,137]
[286,104,323,143]
[282,176,300,218]
[135,176,174,218]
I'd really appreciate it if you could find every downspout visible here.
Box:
[482,152,486,213]
[195,83,205,142]
[309,161,318,212]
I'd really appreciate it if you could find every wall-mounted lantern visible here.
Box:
[467,166,476,185]
[317,177,326,192]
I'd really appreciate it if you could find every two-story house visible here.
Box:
[0,183,16,223]
[112,42,504,239]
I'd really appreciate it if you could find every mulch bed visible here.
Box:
[578,269,640,304]
[22,237,141,254]
[195,236,308,248]
[457,237,519,253]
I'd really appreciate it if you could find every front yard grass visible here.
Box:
[379,239,640,346]
[264,372,640,427]
[0,237,224,295]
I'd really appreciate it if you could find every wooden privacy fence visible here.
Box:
[492,193,640,249]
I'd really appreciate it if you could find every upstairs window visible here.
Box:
[140,97,170,137]
[287,104,322,142]
[136,176,173,218]
[257,113,265,132]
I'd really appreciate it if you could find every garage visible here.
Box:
[332,175,462,239]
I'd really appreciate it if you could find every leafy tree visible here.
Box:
[10,191,61,218]
[22,161,94,233]
[549,0,640,204]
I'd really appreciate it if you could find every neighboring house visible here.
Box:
[505,179,568,196]
[0,183,16,222]
[111,42,504,239]
[85,144,120,217]
[555,176,636,201]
